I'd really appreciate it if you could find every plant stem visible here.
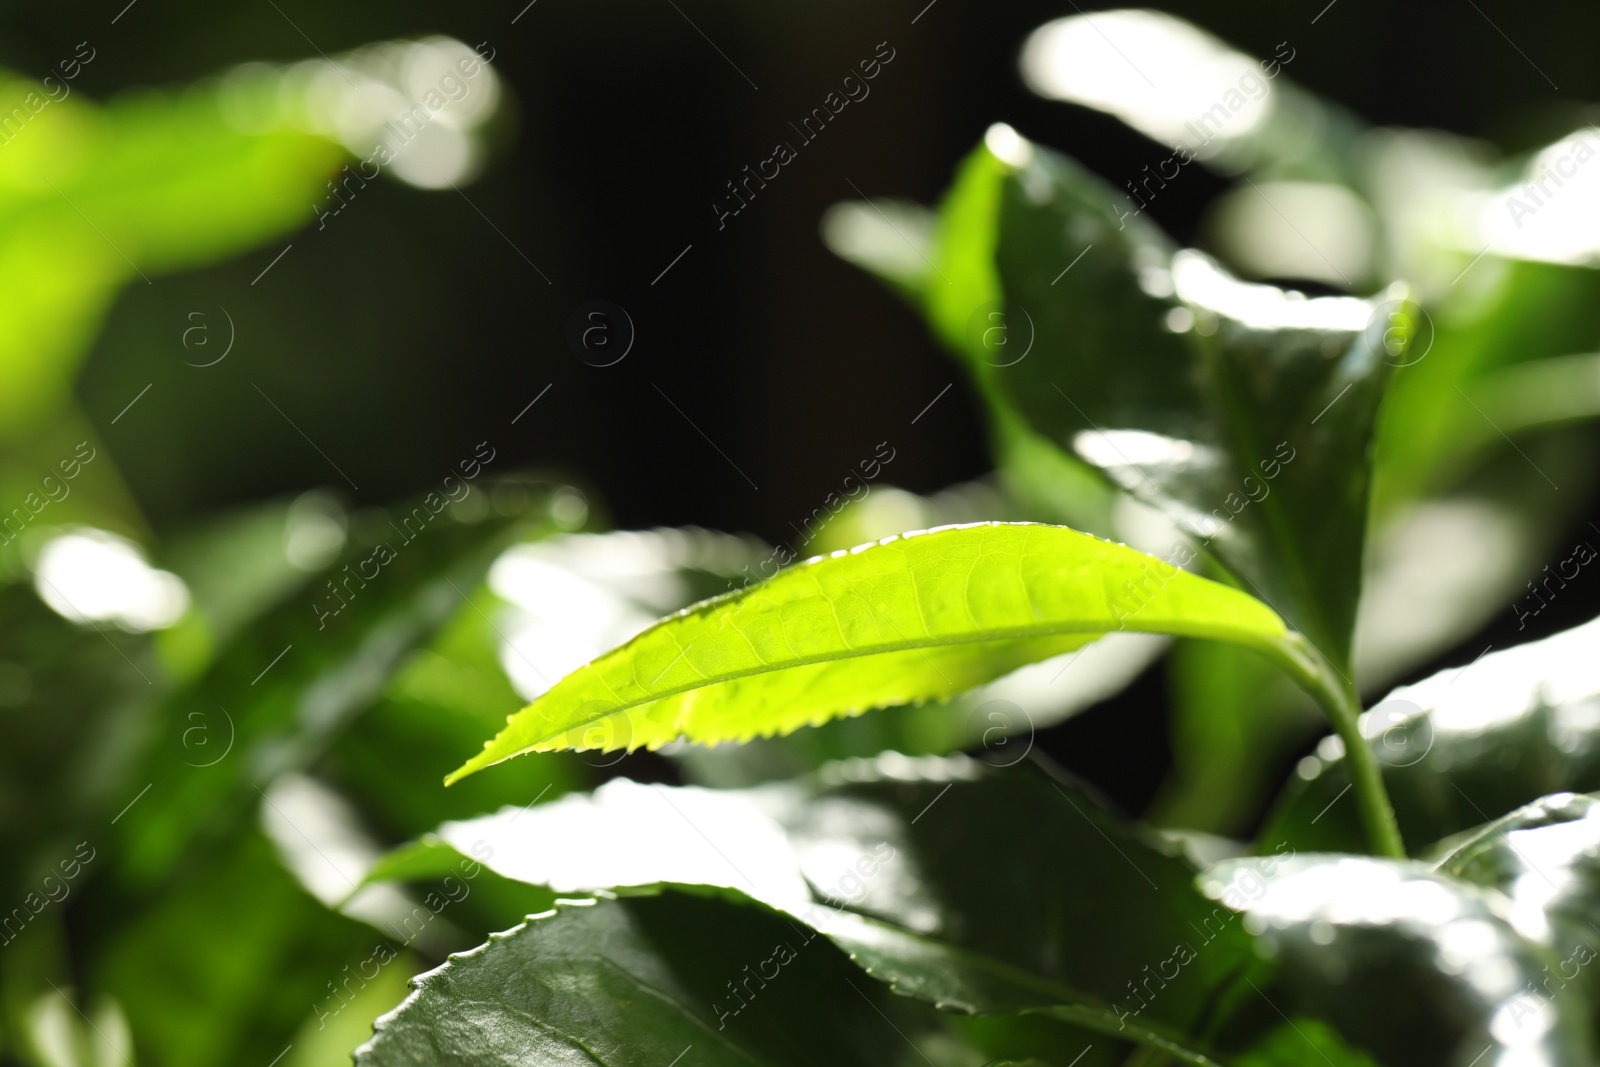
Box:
[1323,675,1407,859]
[1276,636,1406,859]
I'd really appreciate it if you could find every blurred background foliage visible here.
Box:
[5,0,1600,1064]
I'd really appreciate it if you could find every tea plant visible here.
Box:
[11,13,1600,1067]
[349,116,1600,1067]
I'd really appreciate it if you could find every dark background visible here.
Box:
[7,0,1599,813]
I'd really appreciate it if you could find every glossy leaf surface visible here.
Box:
[1437,791,1600,989]
[1203,855,1594,1066]
[355,890,970,1067]
[919,128,1413,666]
[405,757,1256,1060]
[1159,469,1592,836]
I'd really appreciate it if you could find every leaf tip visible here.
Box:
[983,122,1033,169]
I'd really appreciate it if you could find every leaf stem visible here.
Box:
[1275,636,1406,859]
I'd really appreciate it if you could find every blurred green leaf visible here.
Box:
[353,834,558,956]
[358,836,472,889]
[1157,445,1596,836]
[0,420,148,578]
[1202,854,1594,1065]
[1152,637,1315,836]
[320,626,586,841]
[1018,12,1360,183]
[329,525,775,831]
[114,491,557,885]
[1437,791,1600,994]
[0,585,152,904]
[820,198,936,302]
[1373,259,1600,517]
[162,495,341,644]
[89,830,374,1067]
[448,522,1302,782]
[1462,351,1600,454]
[1234,1019,1381,1066]
[282,958,414,1067]
[0,67,342,439]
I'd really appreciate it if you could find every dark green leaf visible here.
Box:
[160,494,344,661]
[331,525,770,830]
[922,127,1415,667]
[0,584,152,903]
[356,889,973,1067]
[321,610,589,841]
[415,757,1258,1060]
[1157,456,1595,837]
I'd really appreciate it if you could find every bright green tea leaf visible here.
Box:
[448,522,1302,782]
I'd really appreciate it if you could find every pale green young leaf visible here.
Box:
[447,521,1302,783]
